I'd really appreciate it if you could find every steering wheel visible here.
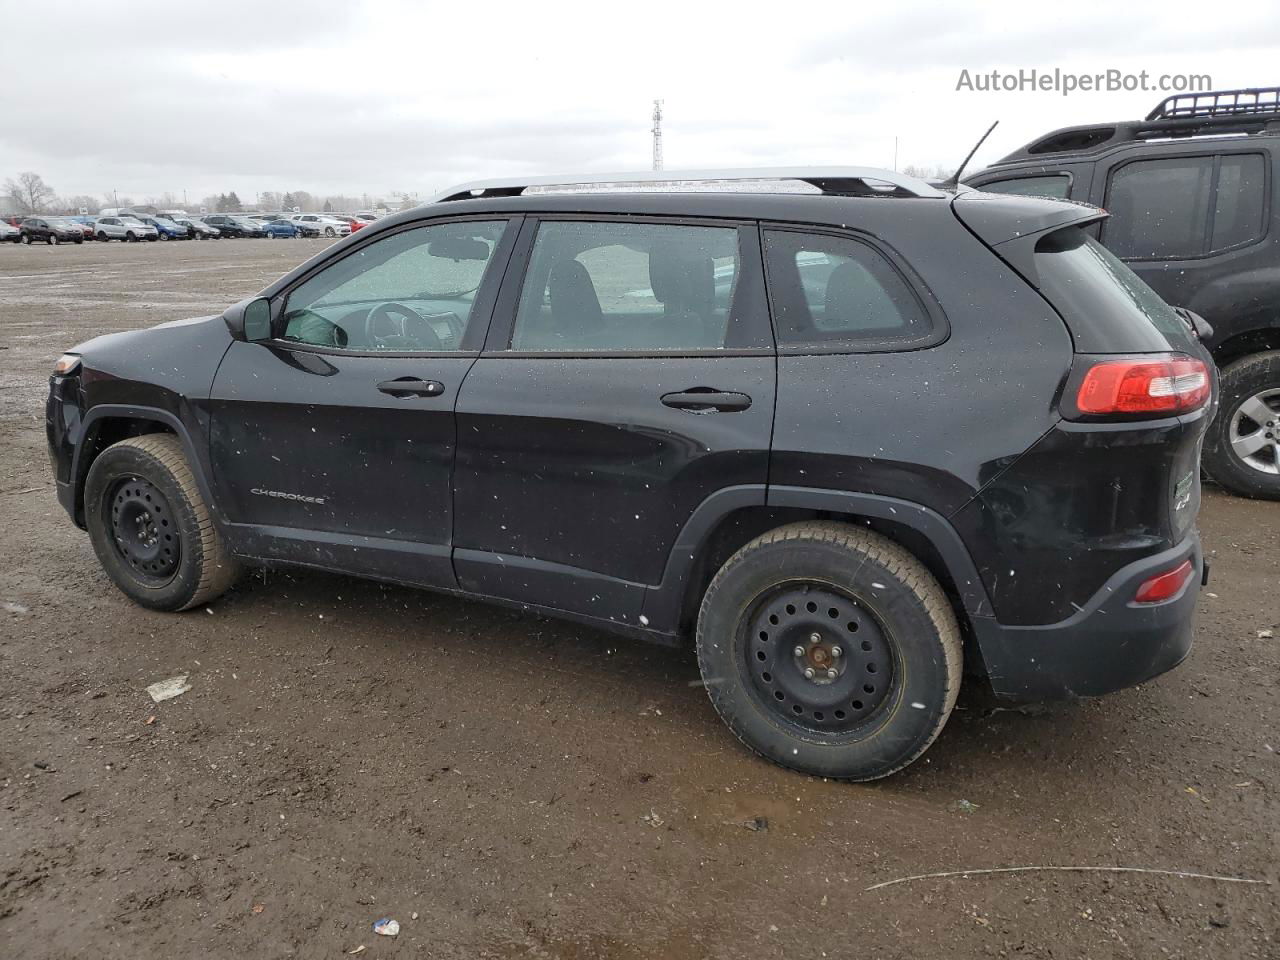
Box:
[364,301,444,351]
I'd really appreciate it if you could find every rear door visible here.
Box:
[208,216,518,587]
[452,216,776,627]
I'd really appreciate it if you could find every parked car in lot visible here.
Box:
[46,167,1216,781]
[174,216,220,239]
[262,218,301,239]
[326,214,367,232]
[134,215,189,240]
[288,213,351,238]
[68,217,96,240]
[966,85,1280,500]
[202,215,266,238]
[0,220,19,243]
[21,217,85,244]
[94,216,159,242]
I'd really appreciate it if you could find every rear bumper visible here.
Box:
[972,533,1201,701]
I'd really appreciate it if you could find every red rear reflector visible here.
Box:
[1076,356,1210,415]
[1133,559,1194,604]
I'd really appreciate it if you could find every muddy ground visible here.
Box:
[0,239,1276,959]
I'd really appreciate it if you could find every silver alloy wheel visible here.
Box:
[1228,388,1280,475]
[49,234,58,245]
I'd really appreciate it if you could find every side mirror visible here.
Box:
[223,296,273,342]
[244,298,272,341]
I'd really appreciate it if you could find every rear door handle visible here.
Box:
[660,388,753,413]
[377,377,445,398]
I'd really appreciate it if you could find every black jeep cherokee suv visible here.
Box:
[47,168,1214,780]
[966,85,1280,500]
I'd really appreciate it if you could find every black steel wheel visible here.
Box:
[106,476,181,584]
[744,585,896,733]
[85,434,239,611]
[696,522,962,781]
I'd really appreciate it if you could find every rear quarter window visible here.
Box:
[762,229,941,351]
[1035,226,1196,353]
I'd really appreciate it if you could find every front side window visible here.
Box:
[762,229,935,350]
[510,221,741,351]
[980,174,1071,199]
[282,220,508,352]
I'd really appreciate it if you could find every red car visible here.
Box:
[328,215,366,232]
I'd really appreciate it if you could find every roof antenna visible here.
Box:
[943,121,998,189]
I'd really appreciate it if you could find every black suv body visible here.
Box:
[21,217,85,245]
[202,215,265,238]
[47,169,1214,779]
[966,86,1280,499]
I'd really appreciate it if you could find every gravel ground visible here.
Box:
[1,239,1277,959]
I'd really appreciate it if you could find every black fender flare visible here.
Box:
[72,404,220,526]
[639,484,993,636]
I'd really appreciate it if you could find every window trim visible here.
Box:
[261,213,521,357]
[483,213,776,358]
[1101,149,1271,263]
[759,223,949,356]
[973,171,1074,199]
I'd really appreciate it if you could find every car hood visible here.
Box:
[73,314,223,353]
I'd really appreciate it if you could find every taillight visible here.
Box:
[1133,559,1194,604]
[1075,355,1210,416]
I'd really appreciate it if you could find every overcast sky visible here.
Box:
[2,0,1279,207]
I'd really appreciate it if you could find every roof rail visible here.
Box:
[1147,86,1280,121]
[428,167,945,204]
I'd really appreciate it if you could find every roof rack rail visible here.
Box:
[1147,86,1280,121]
[428,167,945,204]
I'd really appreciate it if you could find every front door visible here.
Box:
[453,217,777,627]
[208,217,517,587]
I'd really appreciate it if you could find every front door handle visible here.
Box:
[660,388,753,413]
[377,377,445,398]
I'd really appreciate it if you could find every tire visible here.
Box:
[159,232,169,241]
[75,237,83,244]
[48,234,58,245]
[1203,350,1280,500]
[695,521,963,781]
[21,234,31,244]
[84,434,240,611]
[324,227,335,238]
[126,231,136,242]
[97,231,109,242]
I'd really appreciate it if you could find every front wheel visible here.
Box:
[695,522,962,781]
[48,234,58,245]
[84,434,240,611]
[126,231,136,242]
[21,234,31,244]
[1204,351,1280,500]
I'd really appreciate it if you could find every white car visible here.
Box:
[94,216,160,242]
[0,220,19,243]
[289,214,351,238]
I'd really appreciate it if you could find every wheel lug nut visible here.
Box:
[831,645,842,658]
[803,667,815,679]
[827,668,837,679]
[793,645,806,657]
[809,632,821,643]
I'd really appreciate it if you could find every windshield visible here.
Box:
[1034,227,1196,353]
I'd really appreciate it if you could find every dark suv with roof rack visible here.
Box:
[46,167,1214,780]
[966,86,1280,499]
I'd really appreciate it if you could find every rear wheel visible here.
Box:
[85,434,240,611]
[1204,351,1280,500]
[695,522,962,781]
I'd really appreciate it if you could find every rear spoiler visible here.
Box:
[952,191,1107,287]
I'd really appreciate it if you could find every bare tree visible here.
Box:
[5,172,57,214]
[61,195,99,215]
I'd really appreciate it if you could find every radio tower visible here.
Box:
[651,99,664,171]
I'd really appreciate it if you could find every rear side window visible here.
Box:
[1035,227,1195,353]
[979,175,1071,199]
[1104,153,1266,259]
[510,221,742,352]
[1211,154,1266,250]
[762,229,935,350]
